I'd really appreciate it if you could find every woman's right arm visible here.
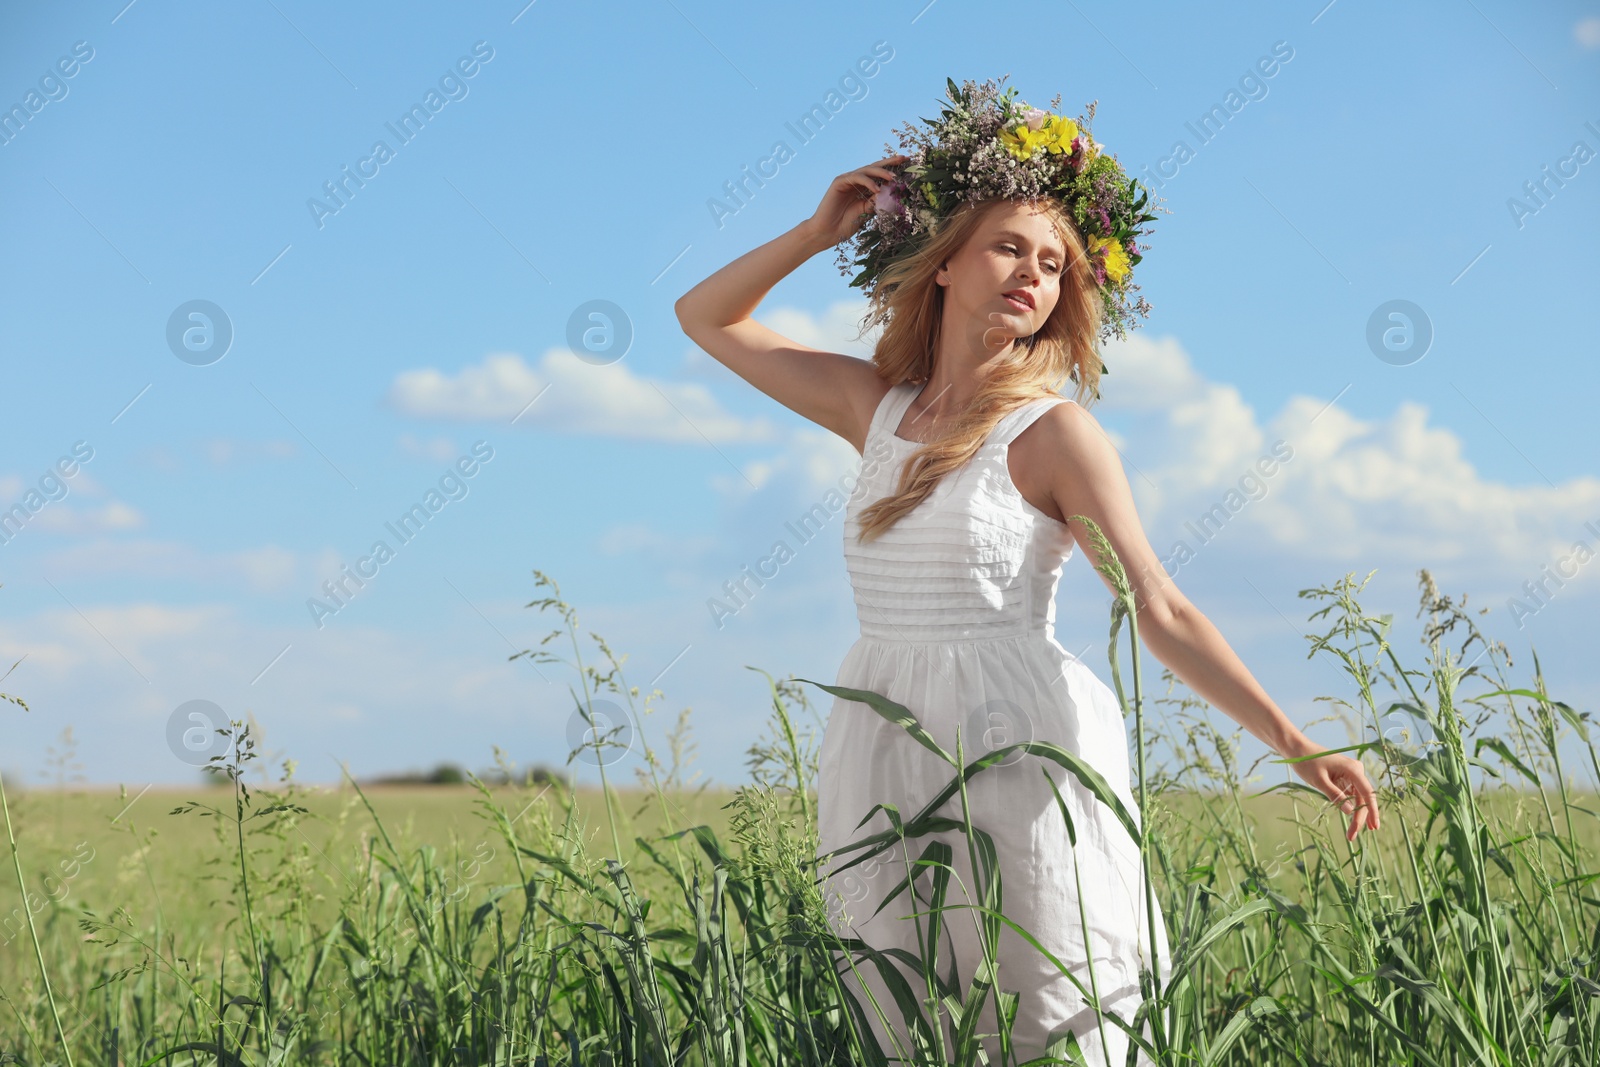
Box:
[673,155,905,452]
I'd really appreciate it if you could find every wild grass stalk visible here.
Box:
[1,658,75,1067]
[1071,511,1168,1061]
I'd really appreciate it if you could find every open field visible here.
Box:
[6,782,1597,949]
[0,782,743,940]
[3,564,1598,1065]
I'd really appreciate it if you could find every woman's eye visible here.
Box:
[1002,244,1061,272]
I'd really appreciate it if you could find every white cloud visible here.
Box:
[1093,332,1600,593]
[387,351,539,421]
[235,546,300,593]
[37,540,299,594]
[1095,332,1207,412]
[1576,16,1600,48]
[0,602,227,683]
[756,299,882,357]
[388,349,784,444]
[0,465,143,541]
[0,597,582,785]
[23,501,144,536]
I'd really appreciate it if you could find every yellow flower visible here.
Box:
[1088,235,1131,284]
[1041,115,1079,156]
[1000,114,1078,161]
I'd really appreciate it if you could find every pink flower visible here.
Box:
[874,182,903,215]
[1023,107,1047,131]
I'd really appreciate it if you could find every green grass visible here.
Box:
[2,547,1597,1066]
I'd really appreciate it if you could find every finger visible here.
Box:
[1328,784,1361,839]
[1333,787,1358,838]
[1337,783,1367,811]
[1348,802,1363,840]
[1340,785,1376,839]
[1357,778,1380,830]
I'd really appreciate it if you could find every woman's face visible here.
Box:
[935,200,1067,346]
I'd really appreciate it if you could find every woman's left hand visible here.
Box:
[1286,743,1381,842]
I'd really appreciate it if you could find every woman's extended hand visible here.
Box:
[1287,743,1382,842]
[804,154,908,247]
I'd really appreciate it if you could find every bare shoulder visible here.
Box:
[1013,397,1113,467]
[1009,398,1121,521]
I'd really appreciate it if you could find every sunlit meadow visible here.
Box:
[3,529,1597,1066]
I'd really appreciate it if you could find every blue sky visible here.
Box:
[2,0,1597,791]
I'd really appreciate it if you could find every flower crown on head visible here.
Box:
[835,76,1167,353]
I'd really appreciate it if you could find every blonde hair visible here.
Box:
[853,196,1104,543]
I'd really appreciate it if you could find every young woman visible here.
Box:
[675,140,1380,1061]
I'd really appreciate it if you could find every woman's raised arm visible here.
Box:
[673,155,906,451]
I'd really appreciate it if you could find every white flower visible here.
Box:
[1023,107,1047,131]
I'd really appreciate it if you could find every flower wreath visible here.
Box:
[834,76,1167,370]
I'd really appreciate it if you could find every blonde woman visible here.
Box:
[675,142,1380,1062]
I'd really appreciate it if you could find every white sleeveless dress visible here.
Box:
[815,381,1172,1064]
